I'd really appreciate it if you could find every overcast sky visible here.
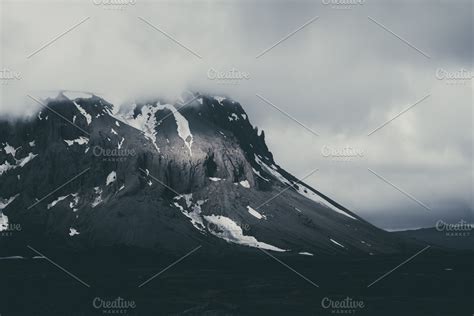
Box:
[1,0,472,230]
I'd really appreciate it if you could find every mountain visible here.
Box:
[0,91,412,256]
[393,226,474,251]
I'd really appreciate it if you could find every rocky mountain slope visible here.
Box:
[0,92,411,255]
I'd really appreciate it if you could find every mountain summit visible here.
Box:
[0,92,408,255]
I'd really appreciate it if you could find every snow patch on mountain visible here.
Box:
[0,214,8,232]
[69,228,80,236]
[4,143,17,156]
[228,113,239,121]
[118,137,125,149]
[173,195,206,232]
[239,180,250,188]
[73,101,92,125]
[92,187,103,208]
[247,206,266,219]
[181,194,193,207]
[214,96,226,105]
[2,143,15,157]
[204,215,286,252]
[252,168,270,182]
[106,171,117,185]
[69,193,80,212]
[18,153,37,167]
[0,163,12,176]
[330,238,345,248]
[0,194,19,232]
[1,152,37,175]
[254,154,291,185]
[122,104,160,153]
[47,193,81,211]
[64,137,89,146]
[156,103,193,156]
[47,195,68,210]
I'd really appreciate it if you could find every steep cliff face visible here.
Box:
[0,92,410,255]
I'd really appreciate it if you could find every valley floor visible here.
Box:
[0,249,472,315]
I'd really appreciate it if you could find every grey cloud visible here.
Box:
[0,0,472,229]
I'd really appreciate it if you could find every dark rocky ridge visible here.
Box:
[0,92,413,256]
